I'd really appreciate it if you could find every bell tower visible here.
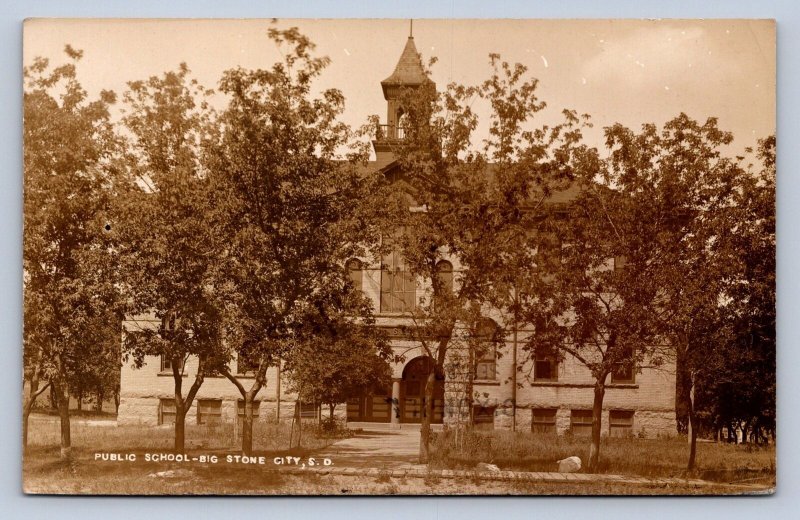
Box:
[373,23,435,164]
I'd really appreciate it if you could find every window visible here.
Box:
[614,255,628,271]
[537,232,562,271]
[475,351,496,380]
[159,398,176,425]
[609,410,635,437]
[236,350,259,376]
[160,355,184,374]
[533,346,558,382]
[473,318,499,381]
[380,250,417,313]
[434,260,453,294]
[236,400,261,430]
[472,405,495,430]
[299,401,318,419]
[197,399,222,425]
[570,409,593,436]
[611,346,635,384]
[532,408,557,434]
[346,258,363,293]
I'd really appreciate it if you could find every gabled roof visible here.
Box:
[381,37,430,93]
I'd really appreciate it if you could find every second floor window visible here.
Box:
[160,355,183,374]
[533,346,558,382]
[380,250,416,313]
[346,258,363,293]
[611,346,636,384]
[473,318,499,381]
[236,350,260,376]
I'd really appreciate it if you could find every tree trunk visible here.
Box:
[76,388,83,411]
[55,380,72,460]
[23,378,50,450]
[174,401,186,453]
[294,400,302,449]
[687,371,698,471]
[96,387,104,412]
[49,384,58,410]
[419,369,435,464]
[588,379,606,471]
[242,392,255,455]
[328,403,336,428]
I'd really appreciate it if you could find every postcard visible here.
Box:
[22,18,775,495]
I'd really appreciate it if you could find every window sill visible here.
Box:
[530,382,639,389]
[157,372,187,378]
[473,380,500,386]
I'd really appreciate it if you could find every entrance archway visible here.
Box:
[400,356,444,423]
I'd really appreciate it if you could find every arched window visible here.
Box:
[346,258,363,293]
[396,108,407,139]
[380,250,416,313]
[434,260,453,294]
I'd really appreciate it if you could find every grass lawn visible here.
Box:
[24,453,754,496]
[429,429,776,487]
[22,413,775,495]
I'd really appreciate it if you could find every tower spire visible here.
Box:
[410,19,413,38]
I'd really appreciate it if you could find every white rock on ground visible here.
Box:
[476,462,501,472]
[556,456,582,473]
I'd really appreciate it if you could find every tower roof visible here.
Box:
[381,36,431,96]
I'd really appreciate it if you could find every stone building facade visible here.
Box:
[117,33,676,438]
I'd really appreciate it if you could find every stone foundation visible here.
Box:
[116,396,302,427]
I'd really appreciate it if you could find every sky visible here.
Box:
[23,18,775,157]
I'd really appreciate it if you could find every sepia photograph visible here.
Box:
[22,18,776,496]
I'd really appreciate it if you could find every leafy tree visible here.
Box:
[23,46,121,457]
[679,135,776,455]
[514,119,724,470]
[67,312,122,412]
[208,27,370,455]
[369,54,568,462]
[634,115,751,469]
[117,64,225,453]
[283,276,392,428]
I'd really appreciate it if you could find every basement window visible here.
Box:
[570,409,593,436]
[236,400,261,430]
[532,408,557,434]
[197,399,222,425]
[159,398,176,425]
[609,410,635,437]
[472,405,496,431]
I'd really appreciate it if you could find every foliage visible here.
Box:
[283,278,392,414]
[23,45,122,455]
[207,26,374,454]
[116,63,224,451]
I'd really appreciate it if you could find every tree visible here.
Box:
[590,115,770,470]
[208,26,370,455]
[23,46,121,457]
[67,312,122,412]
[117,64,225,453]
[284,276,392,429]
[368,53,570,462]
[679,135,776,454]
[513,119,739,470]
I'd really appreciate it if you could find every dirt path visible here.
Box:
[317,427,423,470]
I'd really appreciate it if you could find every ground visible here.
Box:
[22,413,775,495]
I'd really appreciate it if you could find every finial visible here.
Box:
[410,19,413,38]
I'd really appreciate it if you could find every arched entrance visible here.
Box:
[400,356,444,424]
